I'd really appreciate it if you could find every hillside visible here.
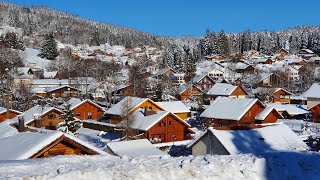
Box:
[0,2,170,48]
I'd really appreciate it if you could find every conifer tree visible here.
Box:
[40,33,59,60]
[57,105,82,136]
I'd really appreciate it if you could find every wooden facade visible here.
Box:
[257,74,281,88]
[27,109,64,130]
[32,136,99,158]
[179,85,203,101]
[143,113,192,142]
[48,86,80,98]
[309,103,320,123]
[0,110,21,123]
[255,109,283,124]
[194,75,215,92]
[72,100,104,120]
[230,86,249,98]
[273,88,292,104]
[109,99,165,124]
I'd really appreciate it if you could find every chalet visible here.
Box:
[256,58,273,64]
[276,49,289,56]
[200,97,283,127]
[266,103,310,119]
[188,124,308,156]
[116,110,194,143]
[105,139,166,157]
[308,103,320,123]
[298,49,318,60]
[235,62,255,74]
[308,57,320,65]
[207,69,224,81]
[66,98,105,120]
[156,101,190,120]
[254,88,292,104]
[273,88,292,103]
[33,85,81,98]
[191,74,215,92]
[105,96,165,124]
[173,73,186,85]
[108,84,133,100]
[177,84,203,101]
[152,67,176,80]
[303,83,320,109]
[0,107,21,123]
[256,73,281,88]
[0,131,107,160]
[206,83,248,100]
[287,59,307,66]
[10,105,64,130]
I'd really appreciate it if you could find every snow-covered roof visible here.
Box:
[106,139,166,157]
[156,101,190,113]
[200,97,261,120]
[303,83,320,98]
[207,124,309,154]
[10,105,63,125]
[43,71,58,79]
[0,107,21,115]
[105,96,148,116]
[255,107,282,121]
[266,103,309,116]
[300,49,314,54]
[207,83,237,96]
[178,83,192,95]
[0,131,108,160]
[0,121,18,139]
[192,74,212,83]
[117,110,190,131]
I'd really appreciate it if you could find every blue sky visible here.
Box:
[3,0,320,36]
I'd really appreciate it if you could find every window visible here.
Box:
[149,106,152,110]
[169,121,172,125]
[76,113,80,116]
[48,114,56,119]
[88,112,92,119]
[158,123,162,127]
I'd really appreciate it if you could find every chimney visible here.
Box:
[33,113,41,128]
[18,115,25,132]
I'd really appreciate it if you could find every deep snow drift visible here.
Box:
[0,152,319,180]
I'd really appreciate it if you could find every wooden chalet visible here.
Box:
[200,97,283,128]
[66,98,105,120]
[105,97,165,124]
[0,131,107,160]
[256,73,281,88]
[11,105,65,130]
[192,74,215,92]
[273,88,292,103]
[152,67,176,80]
[303,83,320,109]
[256,58,273,64]
[308,103,320,123]
[276,49,289,56]
[206,83,248,100]
[0,107,21,123]
[177,84,203,101]
[108,84,133,101]
[34,85,81,98]
[235,63,255,74]
[117,110,194,142]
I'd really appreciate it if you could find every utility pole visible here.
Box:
[5,68,10,119]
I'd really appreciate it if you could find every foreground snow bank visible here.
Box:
[0,152,319,179]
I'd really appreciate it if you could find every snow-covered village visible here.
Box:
[1,1,320,179]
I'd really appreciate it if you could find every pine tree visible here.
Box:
[217,30,230,56]
[57,106,82,136]
[40,33,59,60]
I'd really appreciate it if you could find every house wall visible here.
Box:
[27,110,64,130]
[309,104,320,123]
[109,99,164,124]
[196,76,215,92]
[0,111,20,123]
[180,86,203,100]
[175,112,189,120]
[73,101,103,120]
[230,86,248,98]
[192,132,229,156]
[146,114,188,142]
[273,90,291,104]
[255,110,281,124]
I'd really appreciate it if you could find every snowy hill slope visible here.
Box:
[0,152,319,179]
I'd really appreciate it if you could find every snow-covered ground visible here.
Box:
[0,152,319,179]
[19,48,51,68]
